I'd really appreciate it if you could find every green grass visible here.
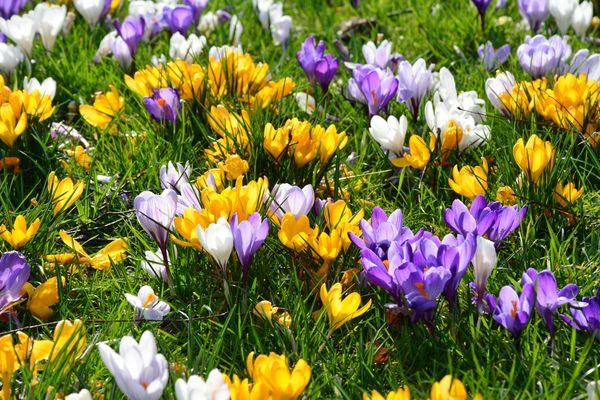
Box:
[1,0,599,399]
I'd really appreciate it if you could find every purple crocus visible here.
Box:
[111,37,133,70]
[144,88,181,123]
[395,59,433,121]
[346,65,398,116]
[162,5,194,35]
[518,0,550,33]
[478,42,510,71]
[486,283,535,338]
[231,212,269,284]
[0,251,30,314]
[517,34,571,78]
[114,15,145,56]
[0,0,26,19]
[401,264,452,323]
[184,0,208,23]
[438,233,477,304]
[314,54,339,93]
[134,189,178,284]
[471,0,494,28]
[269,184,315,219]
[561,288,600,340]
[535,270,582,334]
[296,36,339,92]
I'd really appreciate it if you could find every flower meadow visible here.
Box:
[0,0,599,398]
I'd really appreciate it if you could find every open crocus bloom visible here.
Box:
[125,285,170,321]
[175,369,230,400]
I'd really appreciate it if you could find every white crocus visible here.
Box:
[362,40,392,69]
[549,0,577,34]
[472,236,497,291]
[160,161,192,192]
[140,249,171,282]
[73,0,107,26]
[196,217,233,271]
[65,389,93,400]
[98,331,169,400]
[125,285,170,321]
[270,14,292,46]
[229,15,243,45]
[295,92,316,115]
[208,45,243,61]
[484,71,516,116]
[32,3,68,51]
[587,381,600,400]
[175,369,230,400]
[0,14,36,57]
[169,32,207,63]
[94,31,118,63]
[24,77,57,100]
[0,43,23,74]
[571,1,593,38]
[368,115,407,154]
[254,0,274,30]
[198,12,220,35]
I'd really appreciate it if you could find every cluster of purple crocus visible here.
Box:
[296,36,339,93]
[0,0,27,19]
[0,251,31,323]
[144,88,182,124]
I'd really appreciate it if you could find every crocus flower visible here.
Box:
[115,15,145,57]
[0,251,30,314]
[47,171,85,216]
[316,282,371,334]
[470,236,496,312]
[396,59,433,120]
[175,369,230,400]
[484,71,517,116]
[125,285,170,321]
[448,158,489,200]
[134,189,178,274]
[571,1,593,37]
[518,0,550,33]
[270,184,315,219]
[361,40,402,71]
[184,0,208,23]
[73,0,111,26]
[144,88,181,123]
[517,34,571,78]
[24,77,57,100]
[402,264,453,322]
[0,42,23,73]
[246,352,311,399]
[98,331,169,400]
[229,15,243,45]
[0,0,27,19]
[486,283,535,338]
[368,115,407,154]
[561,287,600,340]
[471,0,494,28]
[535,270,582,334]
[513,134,555,184]
[32,3,68,51]
[296,36,338,91]
[140,248,171,282]
[430,376,468,400]
[0,14,36,56]
[270,13,292,47]
[549,0,577,34]
[231,212,269,284]
[163,5,194,35]
[314,54,339,92]
[391,135,431,169]
[553,181,584,207]
[65,389,93,400]
[160,161,191,192]
[169,32,207,62]
[478,42,510,71]
[111,36,133,70]
[346,65,398,116]
[197,217,234,271]
[0,215,41,250]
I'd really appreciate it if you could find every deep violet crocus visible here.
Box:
[535,270,582,334]
[231,212,269,284]
[114,15,145,56]
[0,251,30,314]
[184,0,208,23]
[0,0,27,19]
[144,88,181,123]
[562,287,600,340]
[163,5,194,35]
[486,283,535,338]
[478,42,510,71]
[314,54,339,92]
[471,0,494,29]
[346,64,398,116]
[296,36,339,92]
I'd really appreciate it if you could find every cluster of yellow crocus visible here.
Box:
[79,85,124,129]
[254,300,292,328]
[448,157,489,200]
[264,119,348,167]
[47,172,85,216]
[277,200,362,275]
[0,215,41,249]
[225,352,311,400]
[316,282,371,334]
[0,320,85,399]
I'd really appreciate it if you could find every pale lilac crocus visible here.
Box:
[160,161,191,192]
[111,37,133,70]
[561,287,600,340]
[362,40,402,71]
[115,15,145,57]
[270,184,315,219]
[163,5,194,35]
[518,0,550,33]
[517,34,571,78]
[184,0,208,23]
[478,42,510,71]
[486,283,535,338]
[535,270,582,335]
[231,212,269,284]
[0,251,30,315]
[143,88,181,123]
[396,59,433,120]
[346,65,398,116]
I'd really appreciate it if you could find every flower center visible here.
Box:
[510,300,518,318]
[143,294,157,308]
[415,282,429,299]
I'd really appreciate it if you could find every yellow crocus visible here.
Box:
[110,0,121,12]
[17,90,55,122]
[391,135,430,170]
[429,375,468,400]
[278,213,317,252]
[448,158,489,200]
[322,200,363,250]
[316,282,371,334]
[363,387,411,400]
[310,230,342,268]
[512,134,555,184]
[553,181,584,207]
[45,230,127,271]
[246,352,311,400]
[79,85,124,129]
[0,95,27,148]
[263,122,291,160]
[208,105,251,145]
[218,154,250,181]
[64,145,92,171]
[496,186,517,205]
[225,374,272,400]
[0,215,41,249]
[0,333,29,399]
[173,207,211,250]
[23,276,65,320]
[47,172,85,216]
[253,300,292,328]
[316,124,347,163]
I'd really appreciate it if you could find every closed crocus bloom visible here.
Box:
[0,215,41,250]
[31,3,67,51]
[391,135,430,169]
[518,0,550,32]
[23,77,57,100]
[134,189,178,259]
[164,5,194,35]
[111,36,133,70]
[316,282,371,334]
[0,42,23,73]
[169,32,207,62]
[175,369,230,400]
[0,14,36,56]
[496,186,517,205]
[98,331,169,400]
[448,158,488,200]
[144,88,181,123]
[197,217,233,271]
[549,0,577,34]
[270,14,292,47]
[160,161,191,191]
[79,85,124,129]
[369,114,407,154]
[0,251,30,314]
[471,236,496,306]
[23,276,64,320]
[0,95,27,148]
[396,58,433,120]
[65,389,93,400]
[0,0,26,19]
[246,352,311,399]
[363,386,410,400]
[478,42,510,71]
[553,181,584,207]
[430,375,467,400]
[314,54,338,92]
[296,36,326,83]
[316,124,347,163]
[47,171,85,216]
[571,1,593,37]
[278,212,316,251]
[512,134,554,184]
[254,300,292,327]
[517,34,571,78]
[115,15,145,56]
[74,0,110,26]
[231,212,269,283]
[125,285,170,321]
